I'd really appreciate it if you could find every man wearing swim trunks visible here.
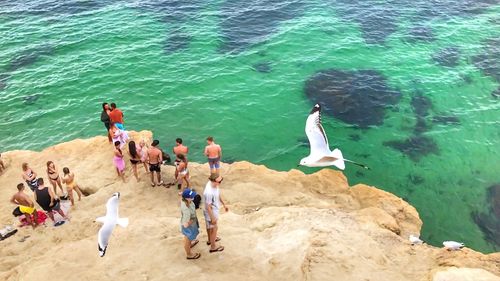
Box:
[204,136,222,174]
[10,183,38,228]
[203,174,228,253]
[147,140,163,187]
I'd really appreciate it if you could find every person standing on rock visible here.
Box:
[109,103,124,128]
[62,167,83,205]
[147,140,163,187]
[34,178,68,224]
[128,141,142,182]
[21,163,38,191]
[112,141,126,183]
[100,103,112,143]
[203,173,228,253]
[173,138,189,182]
[204,137,222,175]
[46,161,65,197]
[180,188,201,260]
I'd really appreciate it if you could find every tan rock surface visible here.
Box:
[0,131,498,281]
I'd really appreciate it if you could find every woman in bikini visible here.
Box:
[113,141,126,182]
[138,139,149,173]
[46,161,65,197]
[62,167,83,206]
[128,141,141,182]
[21,163,38,191]
[176,154,190,190]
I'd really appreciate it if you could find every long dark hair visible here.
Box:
[114,141,122,156]
[129,141,138,158]
[102,102,108,111]
[177,154,187,163]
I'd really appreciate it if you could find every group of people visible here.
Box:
[10,162,83,228]
[4,102,228,261]
[100,103,227,259]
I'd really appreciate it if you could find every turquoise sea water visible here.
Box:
[0,1,499,253]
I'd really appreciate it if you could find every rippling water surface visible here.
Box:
[0,0,499,253]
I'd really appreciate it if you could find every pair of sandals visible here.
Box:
[151,181,164,187]
[187,239,201,259]
[208,237,224,253]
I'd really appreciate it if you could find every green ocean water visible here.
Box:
[0,1,499,253]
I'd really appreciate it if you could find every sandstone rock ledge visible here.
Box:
[0,131,498,281]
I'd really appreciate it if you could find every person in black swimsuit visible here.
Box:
[147,140,163,187]
[33,178,68,224]
[46,161,64,197]
[21,163,38,191]
[128,141,141,182]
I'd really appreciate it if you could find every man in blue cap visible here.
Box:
[180,188,201,259]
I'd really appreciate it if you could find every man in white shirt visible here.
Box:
[203,173,228,253]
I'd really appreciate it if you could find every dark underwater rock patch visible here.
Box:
[8,46,55,72]
[333,0,399,44]
[0,0,108,17]
[348,134,361,142]
[164,32,192,53]
[471,184,500,250]
[432,47,461,67]
[22,94,41,105]
[383,135,439,162]
[411,93,432,118]
[138,0,203,54]
[406,26,435,43]
[329,0,497,44]
[473,38,500,82]
[492,87,500,99]
[304,69,401,128]
[219,0,304,53]
[252,62,272,73]
[432,115,460,125]
[407,173,425,185]
[0,74,8,91]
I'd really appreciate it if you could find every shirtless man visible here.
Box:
[147,140,163,187]
[204,136,222,174]
[173,138,189,183]
[10,183,38,228]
